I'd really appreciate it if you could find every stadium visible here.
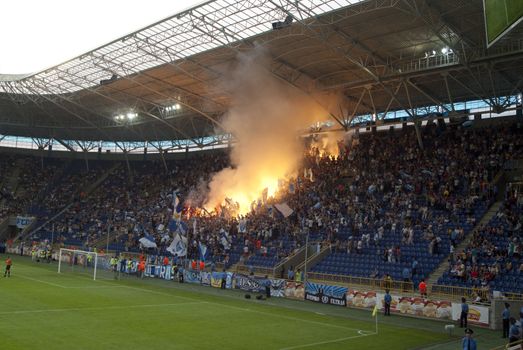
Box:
[0,0,523,349]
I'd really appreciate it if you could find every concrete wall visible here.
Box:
[491,299,523,330]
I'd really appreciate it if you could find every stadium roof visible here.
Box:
[0,0,522,145]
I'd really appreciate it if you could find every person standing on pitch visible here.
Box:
[502,303,511,338]
[462,328,477,350]
[460,297,469,328]
[4,256,12,277]
[383,289,392,316]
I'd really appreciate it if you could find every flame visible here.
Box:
[310,132,345,158]
[203,174,281,216]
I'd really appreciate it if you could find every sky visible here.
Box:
[0,0,204,75]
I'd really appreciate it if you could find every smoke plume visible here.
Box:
[203,45,333,214]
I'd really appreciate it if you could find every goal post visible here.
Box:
[58,248,99,280]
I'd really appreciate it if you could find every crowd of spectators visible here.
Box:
[1,156,63,221]
[443,185,523,294]
[2,119,522,295]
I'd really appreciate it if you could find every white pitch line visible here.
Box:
[0,301,206,315]
[213,302,365,332]
[16,274,68,288]
[62,285,132,289]
[279,333,371,350]
[16,274,123,289]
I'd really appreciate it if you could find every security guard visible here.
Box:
[462,328,477,350]
[502,303,511,338]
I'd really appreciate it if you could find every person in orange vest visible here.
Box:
[137,260,145,279]
[418,279,427,298]
[191,260,197,270]
[163,256,169,266]
[4,256,12,277]
[199,260,205,271]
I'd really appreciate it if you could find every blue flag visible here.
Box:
[169,219,188,235]
[199,242,208,262]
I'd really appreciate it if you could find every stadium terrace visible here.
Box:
[0,0,523,349]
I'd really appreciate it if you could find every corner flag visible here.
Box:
[372,304,378,317]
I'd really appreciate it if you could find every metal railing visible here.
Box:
[307,272,523,302]
[490,338,523,350]
[308,272,411,293]
[500,292,523,301]
[234,263,275,276]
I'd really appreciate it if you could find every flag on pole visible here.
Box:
[220,229,231,250]
[139,231,157,249]
[372,304,378,317]
[173,193,183,221]
[167,233,187,257]
[275,203,294,218]
[199,242,208,262]
[168,219,188,235]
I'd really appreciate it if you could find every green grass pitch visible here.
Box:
[0,255,507,349]
[485,0,523,44]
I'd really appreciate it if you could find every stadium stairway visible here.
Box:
[426,163,513,290]
[425,200,503,289]
[272,243,314,278]
[297,244,330,275]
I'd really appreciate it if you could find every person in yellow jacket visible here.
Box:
[295,269,303,282]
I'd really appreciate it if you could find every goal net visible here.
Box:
[57,248,103,280]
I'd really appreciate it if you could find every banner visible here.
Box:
[200,271,211,286]
[144,265,171,280]
[346,289,377,308]
[16,216,33,229]
[211,272,225,288]
[183,269,201,284]
[225,272,233,289]
[235,274,266,293]
[284,281,304,300]
[305,282,347,307]
[346,288,453,321]
[395,296,451,320]
[451,302,489,326]
[269,279,285,297]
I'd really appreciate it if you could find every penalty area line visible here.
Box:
[279,333,372,350]
[16,274,69,288]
